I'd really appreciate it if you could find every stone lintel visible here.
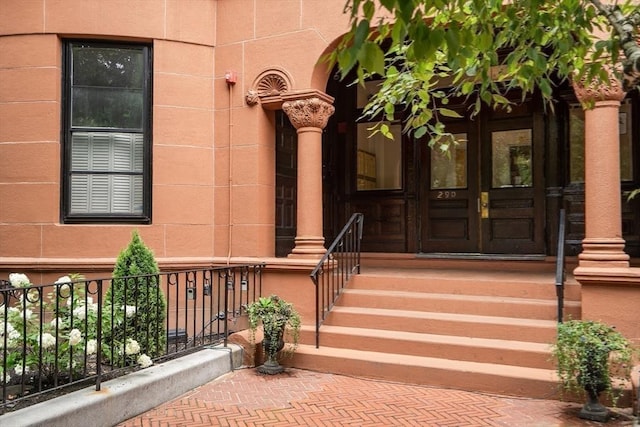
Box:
[252,88,334,111]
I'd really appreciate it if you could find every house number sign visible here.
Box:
[436,191,457,199]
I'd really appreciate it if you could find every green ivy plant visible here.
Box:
[105,230,166,366]
[552,319,636,406]
[247,295,301,360]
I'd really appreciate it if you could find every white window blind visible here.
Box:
[70,132,144,214]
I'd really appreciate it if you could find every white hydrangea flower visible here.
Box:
[88,303,98,313]
[13,365,29,376]
[0,322,19,342]
[121,305,137,318]
[72,306,86,320]
[2,372,10,383]
[9,273,30,288]
[23,289,40,307]
[68,329,82,346]
[55,276,72,285]
[56,284,71,297]
[8,327,20,341]
[40,333,56,349]
[86,339,97,355]
[137,354,153,368]
[50,317,64,329]
[125,338,141,355]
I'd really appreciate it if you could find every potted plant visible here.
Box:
[247,295,301,375]
[552,319,636,422]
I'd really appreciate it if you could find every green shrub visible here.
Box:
[552,319,636,406]
[247,295,301,359]
[104,231,166,366]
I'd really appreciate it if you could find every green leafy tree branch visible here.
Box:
[327,0,640,150]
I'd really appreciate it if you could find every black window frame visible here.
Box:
[61,40,153,224]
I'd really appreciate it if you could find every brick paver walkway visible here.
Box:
[119,368,635,427]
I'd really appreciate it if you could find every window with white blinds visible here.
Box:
[63,41,151,223]
[70,132,144,214]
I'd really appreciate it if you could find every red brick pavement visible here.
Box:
[118,368,635,427]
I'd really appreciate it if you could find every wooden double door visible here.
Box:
[420,110,545,254]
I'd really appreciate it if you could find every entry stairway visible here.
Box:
[289,258,581,400]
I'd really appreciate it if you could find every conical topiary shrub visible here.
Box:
[104,230,166,366]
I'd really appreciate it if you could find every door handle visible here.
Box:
[481,192,489,219]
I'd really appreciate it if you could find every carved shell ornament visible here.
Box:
[246,72,291,106]
[258,74,288,96]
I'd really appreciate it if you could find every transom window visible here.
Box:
[62,41,152,223]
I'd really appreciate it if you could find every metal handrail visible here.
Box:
[555,208,567,323]
[310,213,364,348]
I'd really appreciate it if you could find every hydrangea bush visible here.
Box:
[1,272,154,389]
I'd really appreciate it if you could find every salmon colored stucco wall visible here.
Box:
[0,0,351,279]
[213,0,349,259]
[0,0,217,268]
[581,285,640,345]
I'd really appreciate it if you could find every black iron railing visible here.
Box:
[0,264,263,412]
[555,208,567,323]
[310,213,364,348]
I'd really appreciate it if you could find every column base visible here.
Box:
[578,238,629,268]
[288,236,326,259]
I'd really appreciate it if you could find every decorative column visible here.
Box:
[573,77,630,268]
[282,95,335,258]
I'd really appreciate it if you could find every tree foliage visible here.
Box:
[327,0,640,148]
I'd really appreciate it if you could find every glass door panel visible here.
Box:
[491,129,532,188]
[430,134,468,190]
[356,123,402,191]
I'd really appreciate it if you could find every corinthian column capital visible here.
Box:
[282,97,335,129]
[572,73,626,104]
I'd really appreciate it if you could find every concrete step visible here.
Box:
[298,325,553,369]
[287,344,561,400]
[351,270,581,301]
[338,289,581,320]
[290,264,589,404]
[360,254,576,273]
[324,306,559,343]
